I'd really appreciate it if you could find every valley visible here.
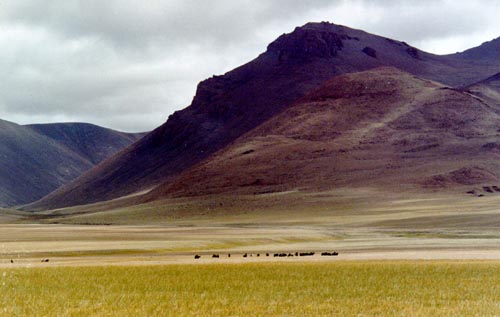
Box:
[1,15,500,315]
[2,190,500,267]
[1,22,499,269]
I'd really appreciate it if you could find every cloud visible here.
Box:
[0,0,499,131]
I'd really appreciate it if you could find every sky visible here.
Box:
[1,0,499,132]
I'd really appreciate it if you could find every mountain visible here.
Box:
[0,120,144,207]
[27,123,144,165]
[144,67,500,199]
[456,36,500,61]
[26,22,500,211]
[464,72,500,108]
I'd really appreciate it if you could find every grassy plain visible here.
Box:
[22,188,499,227]
[1,190,500,315]
[1,190,500,265]
[2,261,500,316]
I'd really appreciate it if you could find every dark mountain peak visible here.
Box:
[189,22,360,116]
[267,22,358,61]
[300,21,343,30]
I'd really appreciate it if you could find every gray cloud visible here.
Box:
[0,0,499,132]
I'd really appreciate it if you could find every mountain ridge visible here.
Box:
[27,122,146,165]
[0,120,144,207]
[25,22,500,211]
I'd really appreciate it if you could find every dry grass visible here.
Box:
[0,208,29,223]
[2,192,500,315]
[1,191,500,265]
[24,189,500,229]
[2,261,500,316]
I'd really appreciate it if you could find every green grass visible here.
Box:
[2,261,500,316]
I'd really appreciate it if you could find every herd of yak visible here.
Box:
[194,251,338,259]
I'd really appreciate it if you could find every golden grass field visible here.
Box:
[3,261,500,316]
[1,190,500,315]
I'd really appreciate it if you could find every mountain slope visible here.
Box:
[145,67,500,199]
[456,36,500,61]
[0,120,143,207]
[464,72,500,109]
[27,123,145,165]
[27,22,500,211]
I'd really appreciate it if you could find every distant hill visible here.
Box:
[26,22,500,211]
[0,120,144,207]
[144,67,500,199]
[27,123,144,165]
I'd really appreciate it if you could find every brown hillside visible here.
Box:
[146,68,500,199]
[27,22,500,211]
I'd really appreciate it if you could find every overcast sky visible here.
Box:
[1,0,499,132]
